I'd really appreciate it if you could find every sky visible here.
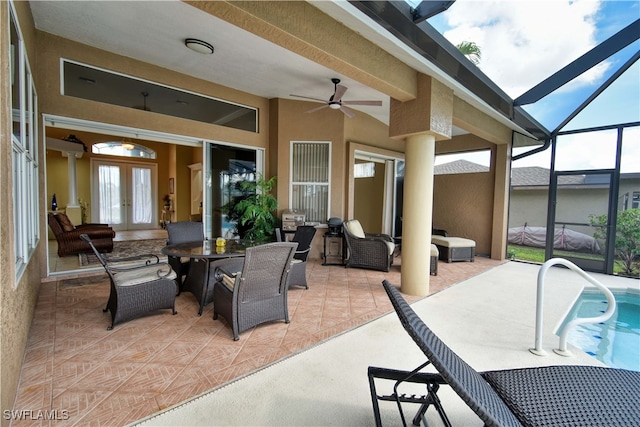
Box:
[423,0,639,172]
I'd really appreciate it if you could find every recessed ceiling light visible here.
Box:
[184,38,214,54]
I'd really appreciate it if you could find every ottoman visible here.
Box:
[431,236,475,263]
[430,244,438,275]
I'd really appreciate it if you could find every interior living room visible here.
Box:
[3,1,637,425]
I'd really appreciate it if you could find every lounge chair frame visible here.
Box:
[368,280,640,427]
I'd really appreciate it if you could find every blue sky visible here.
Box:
[425,0,639,172]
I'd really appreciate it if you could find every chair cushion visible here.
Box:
[431,236,476,248]
[385,241,396,256]
[56,213,76,232]
[345,220,365,238]
[221,273,239,291]
[430,244,439,256]
[114,264,177,287]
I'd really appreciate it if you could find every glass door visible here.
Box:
[92,160,157,231]
[548,171,614,273]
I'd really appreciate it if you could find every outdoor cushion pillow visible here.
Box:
[345,220,365,238]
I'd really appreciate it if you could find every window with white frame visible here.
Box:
[290,142,330,223]
[10,4,40,281]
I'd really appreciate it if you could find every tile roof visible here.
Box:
[434,159,490,175]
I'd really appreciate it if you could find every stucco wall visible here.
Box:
[433,171,495,256]
[1,3,45,425]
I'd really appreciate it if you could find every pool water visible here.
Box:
[559,291,640,371]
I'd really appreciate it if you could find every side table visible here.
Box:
[322,232,346,266]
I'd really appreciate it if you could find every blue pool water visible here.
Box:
[560,290,640,371]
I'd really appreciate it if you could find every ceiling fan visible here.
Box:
[290,78,382,118]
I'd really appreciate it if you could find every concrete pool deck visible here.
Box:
[132,261,639,426]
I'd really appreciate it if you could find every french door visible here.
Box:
[91,160,157,231]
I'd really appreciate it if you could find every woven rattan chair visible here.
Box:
[368,280,640,427]
[276,226,317,289]
[212,242,297,340]
[166,221,204,289]
[80,234,178,330]
[48,212,115,257]
[343,219,395,272]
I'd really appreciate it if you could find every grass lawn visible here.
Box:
[507,245,631,275]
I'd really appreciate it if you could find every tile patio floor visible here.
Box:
[11,255,503,426]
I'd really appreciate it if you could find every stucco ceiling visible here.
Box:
[29,1,399,125]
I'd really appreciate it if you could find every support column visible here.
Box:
[401,134,435,295]
[389,73,453,296]
[66,152,79,207]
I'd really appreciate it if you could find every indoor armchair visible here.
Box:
[48,212,115,257]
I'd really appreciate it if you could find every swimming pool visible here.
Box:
[559,290,640,371]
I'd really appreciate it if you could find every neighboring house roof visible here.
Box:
[511,167,640,187]
[434,160,490,175]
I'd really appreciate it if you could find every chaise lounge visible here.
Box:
[48,212,115,257]
[368,280,640,427]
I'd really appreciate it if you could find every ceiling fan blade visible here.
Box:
[305,104,330,114]
[339,106,356,118]
[342,100,383,106]
[290,94,328,103]
[333,84,348,102]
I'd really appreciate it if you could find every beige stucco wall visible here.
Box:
[1,3,45,425]
[354,161,385,233]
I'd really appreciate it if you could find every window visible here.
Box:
[290,142,330,223]
[354,162,375,178]
[10,5,40,281]
[92,141,156,159]
[633,192,640,210]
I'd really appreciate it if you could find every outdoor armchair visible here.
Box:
[48,212,115,257]
[212,242,297,340]
[343,219,395,272]
[80,234,178,330]
[368,280,640,427]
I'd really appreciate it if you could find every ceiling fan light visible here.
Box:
[329,103,341,110]
[184,38,214,54]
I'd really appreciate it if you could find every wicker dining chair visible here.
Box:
[276,226,317,289]
[212,242,297,340]
[80,234,178,330]
[166,221,204,289]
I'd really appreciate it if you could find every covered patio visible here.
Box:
[13,257,502,426]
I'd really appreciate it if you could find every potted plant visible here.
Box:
[223,175,279,243]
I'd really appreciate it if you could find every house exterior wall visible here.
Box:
[1,3,44,425]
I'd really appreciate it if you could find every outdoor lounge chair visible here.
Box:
[80,234,178,330]
[368,280,640,427]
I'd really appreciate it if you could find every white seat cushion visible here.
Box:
[430,244,439,256]
[431,236,476,248]
[114,264,177,286]
[221,272,240,291]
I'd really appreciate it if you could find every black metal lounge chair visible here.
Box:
[368,280,640,427]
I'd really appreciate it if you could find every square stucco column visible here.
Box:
[390,74,453,296]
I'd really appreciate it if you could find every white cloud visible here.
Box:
[442,0,608,97]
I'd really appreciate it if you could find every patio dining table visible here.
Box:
[162,239,253,315]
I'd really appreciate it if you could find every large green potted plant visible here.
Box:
[224,175,279,243]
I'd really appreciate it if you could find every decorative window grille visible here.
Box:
[290,142,330,223]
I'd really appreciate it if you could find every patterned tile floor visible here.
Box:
[12,255,502,426]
